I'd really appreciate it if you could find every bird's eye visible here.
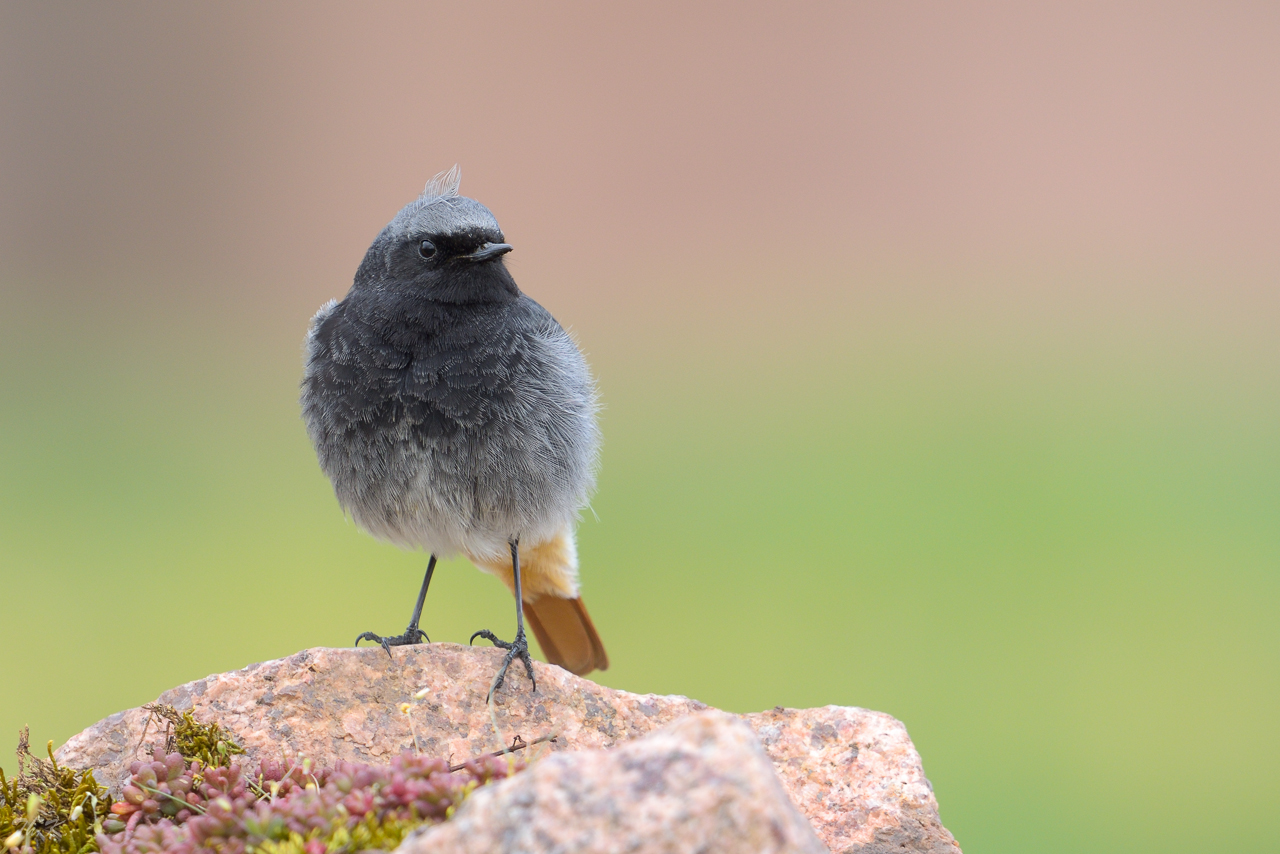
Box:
[418,240,437,260]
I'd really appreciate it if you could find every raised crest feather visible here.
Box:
[420,165,462,204]
[384,165,498,240]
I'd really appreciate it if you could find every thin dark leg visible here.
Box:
[405,555,437,637]
[356,554,437,658]
[469,539,537,699]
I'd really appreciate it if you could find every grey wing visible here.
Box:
[301,298,349,430]
[509,296,603,499]
[306,299,340,358]
[512,297,600,426]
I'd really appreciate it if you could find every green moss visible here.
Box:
[139,705,244,769]
[253,812,428,854]
[0,729,111,854]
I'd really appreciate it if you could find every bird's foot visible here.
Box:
[469,627,536,699]
[355,626,428,659]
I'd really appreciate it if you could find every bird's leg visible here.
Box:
[356,554,436,658]
[469,539,537,699]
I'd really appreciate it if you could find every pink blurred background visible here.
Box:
[5,2,1277,313]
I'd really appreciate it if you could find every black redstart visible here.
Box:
[300,168,607,697]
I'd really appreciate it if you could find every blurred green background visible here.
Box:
[2,4,1277,853]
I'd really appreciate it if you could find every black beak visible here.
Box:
[465,242,513,262]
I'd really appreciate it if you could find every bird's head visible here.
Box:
[354,167,518,304]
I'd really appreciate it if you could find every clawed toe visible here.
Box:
[356,627,428,658]
[470,627,536,698]
[469,628,510,649]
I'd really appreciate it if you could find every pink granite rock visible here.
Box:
[56,644,960,853]
[401,711,827,854]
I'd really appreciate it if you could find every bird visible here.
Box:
[300,167,607,698]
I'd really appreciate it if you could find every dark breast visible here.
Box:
[304,298,528,445]
[308,302,504,435]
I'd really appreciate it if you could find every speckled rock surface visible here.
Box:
[56,644,960,853]
[401,711,828,854]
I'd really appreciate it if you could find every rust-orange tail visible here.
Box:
[523,594,609,675]
[468,527,608,676]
